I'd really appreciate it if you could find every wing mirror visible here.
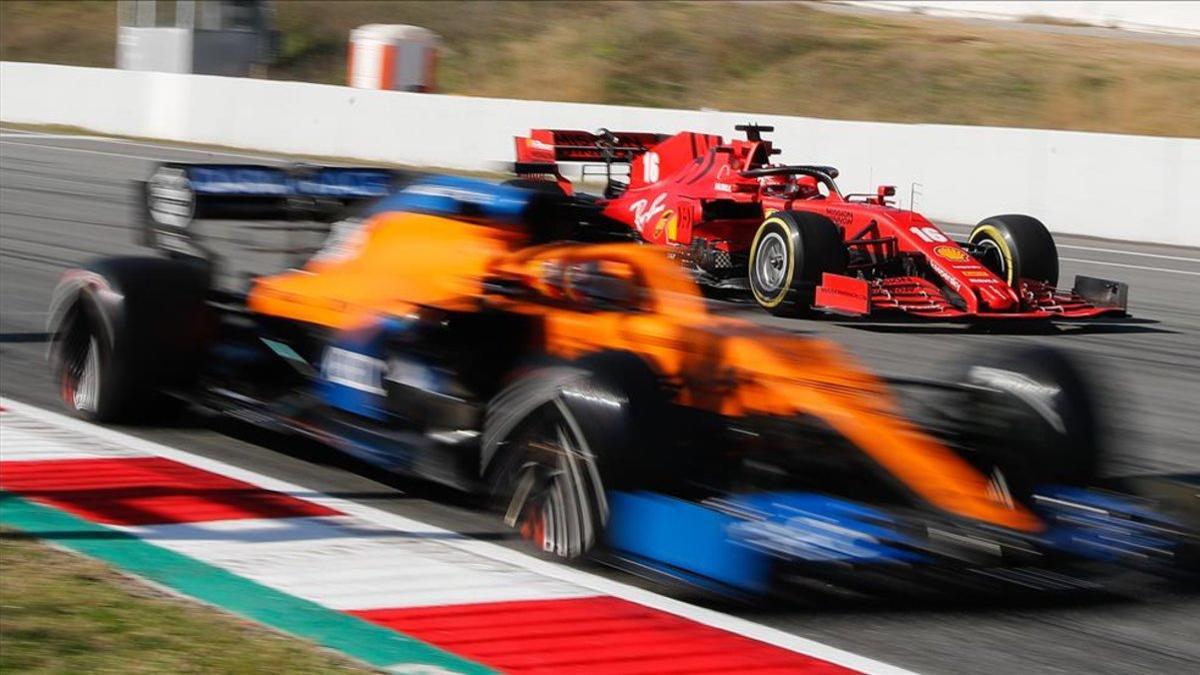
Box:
[877,185,897,205]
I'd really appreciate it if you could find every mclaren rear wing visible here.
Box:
[138,163,408,284]
[136,166,592,289]
[142,163,407,227]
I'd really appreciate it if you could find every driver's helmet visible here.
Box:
[794,175,819,199]
[760,172,795,197]
[760,173,820,199]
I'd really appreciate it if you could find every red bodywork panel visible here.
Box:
[513,128,1125,319]
[515,129,669,164]
[815,273,870,315]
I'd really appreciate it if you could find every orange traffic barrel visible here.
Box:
[347,24,440,92]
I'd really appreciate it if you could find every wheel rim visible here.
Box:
[984,466,1015,509]
[61,332,100,413]
[977,238,1007,279]
[501,401,604,558]
[754,231,789,294]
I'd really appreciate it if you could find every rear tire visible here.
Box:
[969,215,1058,288]
[49,257,213,423]
[54,294,128,422]
[747,211,847,317]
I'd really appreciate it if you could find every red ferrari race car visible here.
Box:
[513,125,1129,320]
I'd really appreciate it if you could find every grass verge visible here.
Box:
[0,529,371,674]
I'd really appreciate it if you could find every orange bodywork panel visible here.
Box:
[248,212,526,329]
[248,212,1040,532]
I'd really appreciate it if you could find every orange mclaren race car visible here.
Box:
[50,173,1194,596]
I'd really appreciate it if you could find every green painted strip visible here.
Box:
[0,492,495,674]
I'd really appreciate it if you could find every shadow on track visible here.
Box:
[702,297,1172,336]
[0,528,132,541]
[684,569,1200,618]
[0,332,51,343]
[834,316,1173,336]
[116,405,508,535]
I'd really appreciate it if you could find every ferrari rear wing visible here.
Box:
[514,129,668,164]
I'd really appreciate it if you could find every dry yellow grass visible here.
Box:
[0,530,369,673]
[2,1,1197,137]
[0,1,117,67]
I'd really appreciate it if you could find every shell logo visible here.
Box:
[654,209,677,241]
[934,245,971,262]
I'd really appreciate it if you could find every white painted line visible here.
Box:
[0,138,289,165]
[0,131,276,157]
[0,397,912,675]
[0,128,51,136]
[1059,244,1200,264]
[1060,257,1200,277]
[0,139,225,164]
[0,133,113,140]
[0,413,146,461]
[123,516,594,611]
[939,225,1199,264]
[1,409,590,609]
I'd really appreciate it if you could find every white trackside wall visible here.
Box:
[2,61,1197,247]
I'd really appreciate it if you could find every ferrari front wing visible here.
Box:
[813,273,1129,320]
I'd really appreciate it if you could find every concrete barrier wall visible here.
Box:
[3,62,1197,247]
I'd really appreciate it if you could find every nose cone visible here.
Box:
[971,280,1022,312]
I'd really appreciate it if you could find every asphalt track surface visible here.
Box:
[2,130,1198,674]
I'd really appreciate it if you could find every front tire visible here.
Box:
[488,389,606,557]
[483,355,664,559]
[953,345,1106,502]
[747,211,847,317]
[969,214,1058,288]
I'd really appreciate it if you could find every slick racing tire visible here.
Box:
[969,214,1059,288]
[954,345,1106,503]
[49,257,212,423]
[748,211,847,317]
[482,353,664,560]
